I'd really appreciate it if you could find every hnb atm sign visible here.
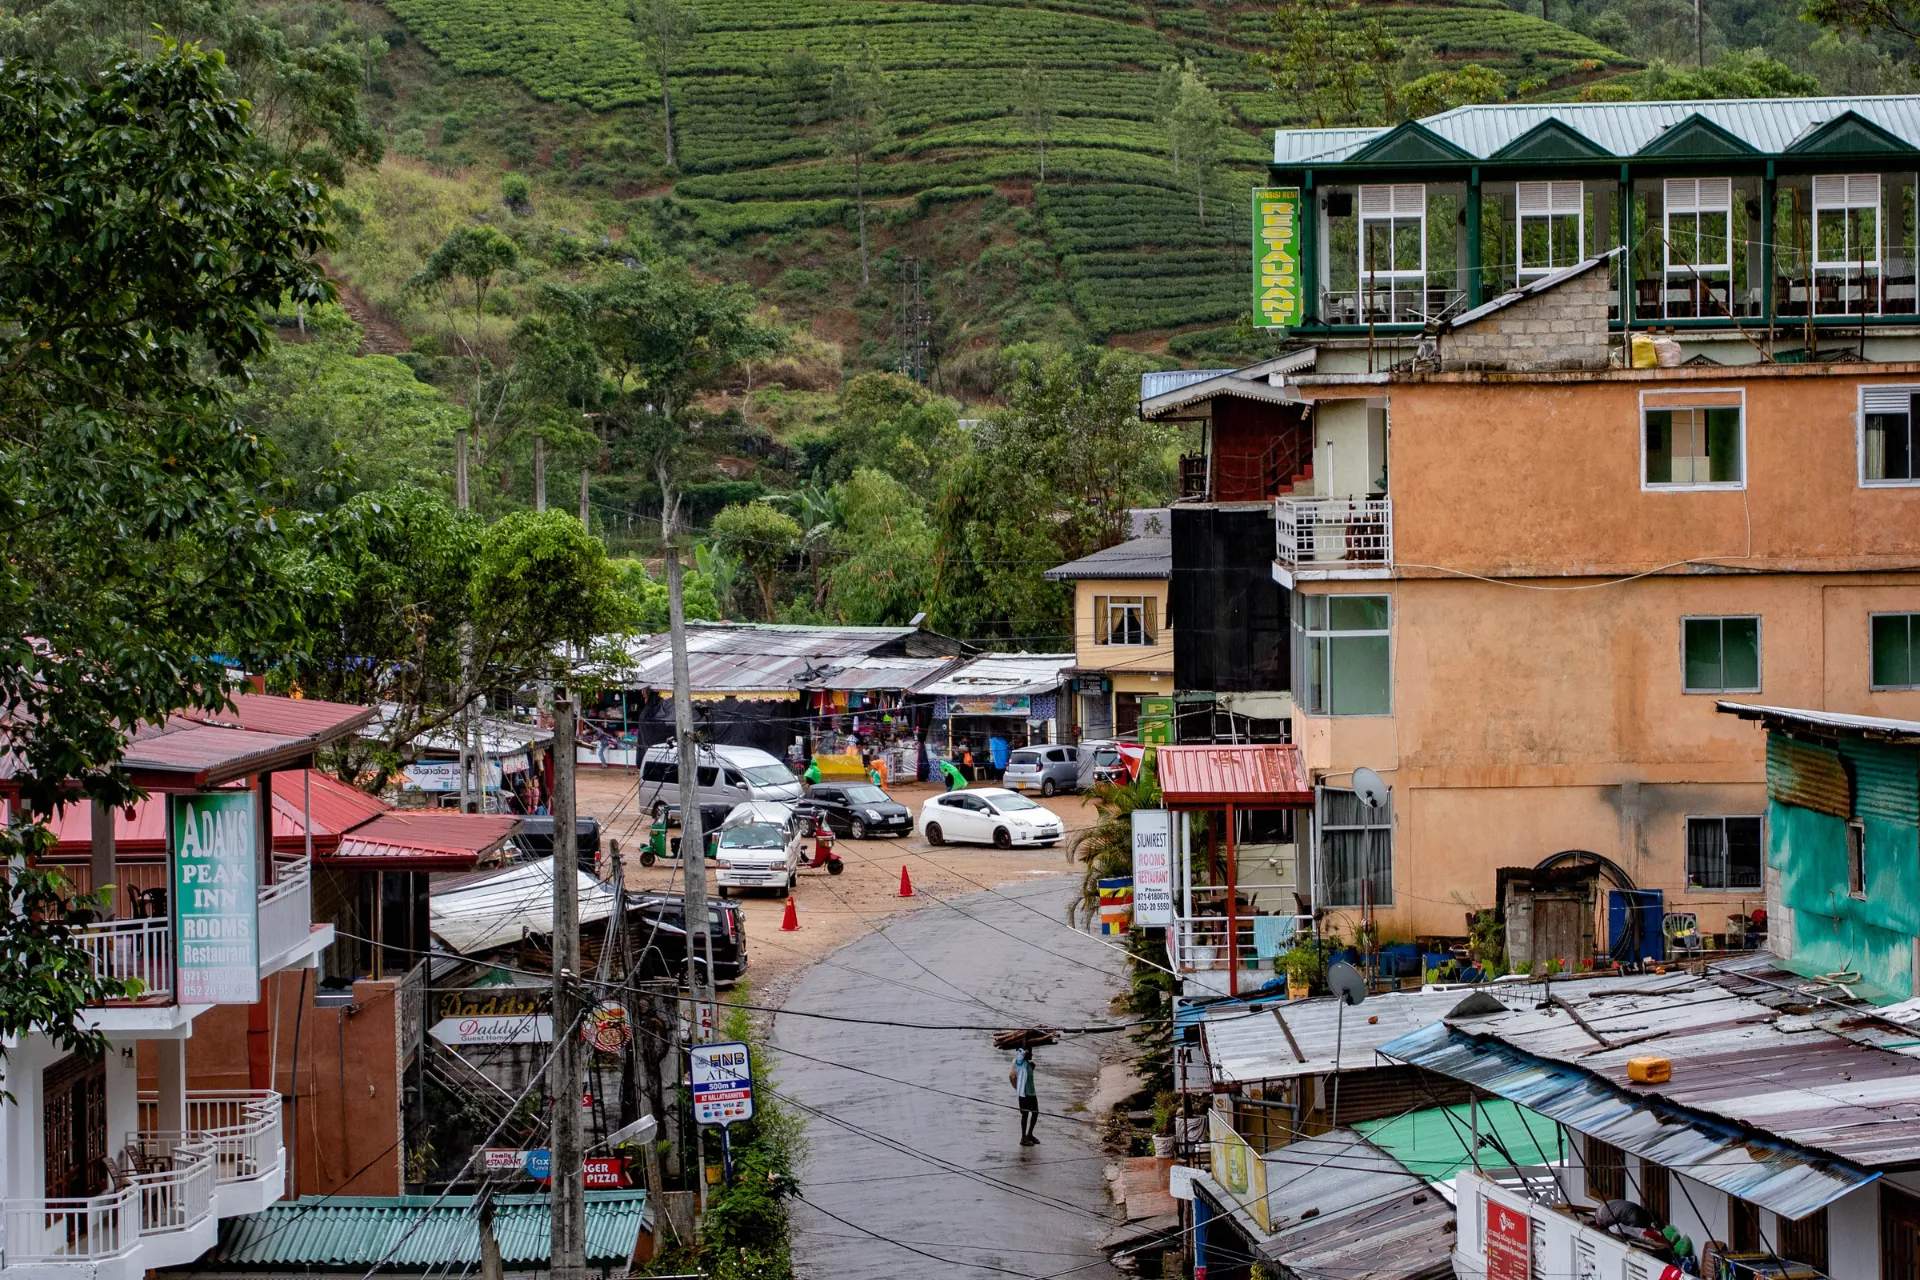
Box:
[1253,187,1304,329]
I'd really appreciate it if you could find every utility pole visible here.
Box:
[456,427,475,814]
[534,435,547,512]
[1695,0,1704,67]
[579,467,591,527]
[549,690,587,1280]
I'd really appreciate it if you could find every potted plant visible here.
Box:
[1278,937,1325,999]
[1151,1091,1178,1158]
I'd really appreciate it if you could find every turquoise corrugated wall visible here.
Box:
[1769,735,1920,1002]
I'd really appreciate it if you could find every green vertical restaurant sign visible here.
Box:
[1253,187,1305,329]
[171,791,259,1004]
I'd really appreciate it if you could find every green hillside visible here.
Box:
[367,0,1631,355]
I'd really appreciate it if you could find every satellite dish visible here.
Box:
[1327,960,1368,1007]
[1353,767,1388,811]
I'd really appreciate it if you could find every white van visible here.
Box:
[636,743,803,820]
[713,801,807,896]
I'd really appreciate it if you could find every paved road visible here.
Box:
[774,871,1125,1280]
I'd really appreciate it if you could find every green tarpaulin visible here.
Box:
[1355,1099,1560,1181]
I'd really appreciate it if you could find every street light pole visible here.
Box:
[550,691,587,1280]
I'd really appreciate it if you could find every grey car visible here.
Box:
[1002,745,1080,796]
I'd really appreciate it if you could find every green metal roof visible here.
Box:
[1274,96,1920,169]
[1354,1099,1561,1182]
[208,1194,649,1270]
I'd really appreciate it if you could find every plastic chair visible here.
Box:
[1663,912,1703,958]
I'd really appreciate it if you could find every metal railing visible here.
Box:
[1166,909,1315,977]
[72,915,172,1002]
[257,855,313,967]
[1275,496,1392,575]
[123,1140,215,1239]
[136,1091,282,1187]
[2,1188,139,1264]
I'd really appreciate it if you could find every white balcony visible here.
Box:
[71,917,172,1003]
[258,855,323,974]
[1274,496,1392,586]
[1166,910,1314,998]
[1,1142,216,1280]
[137,1091,285,1217]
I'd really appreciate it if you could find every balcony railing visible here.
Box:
[73,916,172,1002]
[258,855,313,969]
[0,1143,213,1268]
[1275,496,1392,581]
[137,1091,282,1188]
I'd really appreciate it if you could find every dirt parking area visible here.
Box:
[574,771,1107,987]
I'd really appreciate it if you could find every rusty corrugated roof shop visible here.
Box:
[1156,744,1313,807]
[599,622,966,696]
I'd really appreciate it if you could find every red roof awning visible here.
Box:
[330,812,520,871]
[1155,744,1312,808]
[45,769,391,859]
[108,695,378,792]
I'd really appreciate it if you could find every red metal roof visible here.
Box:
[271,772,390,844]
[178,694,377,742]
[1155,744,1313,807]
[331,812,520,871]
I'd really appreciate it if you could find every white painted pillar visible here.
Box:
[157,1037,187,1136]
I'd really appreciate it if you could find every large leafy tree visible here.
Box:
[0,0,383,179]
[711,502,803,620]
[278,489,630,789]
[0,42,332,1058]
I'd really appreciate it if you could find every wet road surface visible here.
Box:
[774,871,1125,1280]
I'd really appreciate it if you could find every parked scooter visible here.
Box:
[801,817,846,875]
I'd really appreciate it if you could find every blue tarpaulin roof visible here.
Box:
[1377,1022,1877,1221]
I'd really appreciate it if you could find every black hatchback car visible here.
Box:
[625,891,748,986]
[796,782,913,840]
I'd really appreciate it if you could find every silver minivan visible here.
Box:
[1003,744,1080,796]
[637,744,803,820]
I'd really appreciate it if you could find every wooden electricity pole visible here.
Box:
[534,435,547,512]
[549,692,587,1280]
[456,427,475,813]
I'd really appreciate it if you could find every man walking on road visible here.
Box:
[1010,1045,1039,1145]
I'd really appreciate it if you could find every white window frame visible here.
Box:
[1681,614,1762,695]
[1516,181,1585,279]
[1316,784,1394,908]
[1813,173,1882,270]
[1664,177,1733,280]
[1683,814,1765,892]
[1858,384,1920,487]
[1357,184,1426,289]
[1640,388,1746,492]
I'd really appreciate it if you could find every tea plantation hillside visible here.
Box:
[371,0,1629,354]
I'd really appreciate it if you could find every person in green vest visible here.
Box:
[803,758,822,785]
[939,757,967,791]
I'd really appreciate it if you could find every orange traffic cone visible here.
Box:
[781,895,800,931]
[899,865,915,898]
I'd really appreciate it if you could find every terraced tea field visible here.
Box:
[381,0,1628,341]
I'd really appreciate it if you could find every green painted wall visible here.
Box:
[1768,735,1920,1003]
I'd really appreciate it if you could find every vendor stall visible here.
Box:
[920,653,1076,781]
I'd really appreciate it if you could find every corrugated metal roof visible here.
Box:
[1356,1099,1560,1182]
[1141,369,1234,400]
[797,653,960,692]
[46,769,391,858]
[1842,737,1920,826]
[920,652,1076,697]
[375,705,552,759]
[1275,96,1920,164]
[1381,1020,1881,1219]
[211,1193,647,1267]
[183,694,378,743]
[429,858,618,954]
[1043,536,1172,581]
[598,622,943,694]
[1721,700,1920,745]
[1156,745,1312,807]
[1203,984,1546,1083]
[1197,1130,1455,1280]
[333,811,520,870]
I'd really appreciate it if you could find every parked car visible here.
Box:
[625,891,748,986]
[513,816,601,871]
[796,782,913,840]
[917,787,1065,848]
[712,801,807,896]
[1079,740,1127,788]
[1003,744,1080,796]
[635,743,803,821]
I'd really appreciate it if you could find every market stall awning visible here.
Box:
[1156,744,1312,807]
[330,811,519,871]
[1378,1021,1879,1221]
[429,858,618,954]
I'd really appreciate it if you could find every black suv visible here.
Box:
[796,782,913,840]
[626,891,747,986]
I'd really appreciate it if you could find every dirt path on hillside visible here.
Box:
[575,772,1107,990]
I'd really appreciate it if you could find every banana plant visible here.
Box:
[693,539,740,619]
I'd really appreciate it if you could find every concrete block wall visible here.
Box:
[1442,267,1611,372]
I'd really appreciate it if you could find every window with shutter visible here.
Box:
[1665,177,1733,277]
[1860,385,1919,483]
[1814,173,1881,268]
[1517,181,1584,278]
